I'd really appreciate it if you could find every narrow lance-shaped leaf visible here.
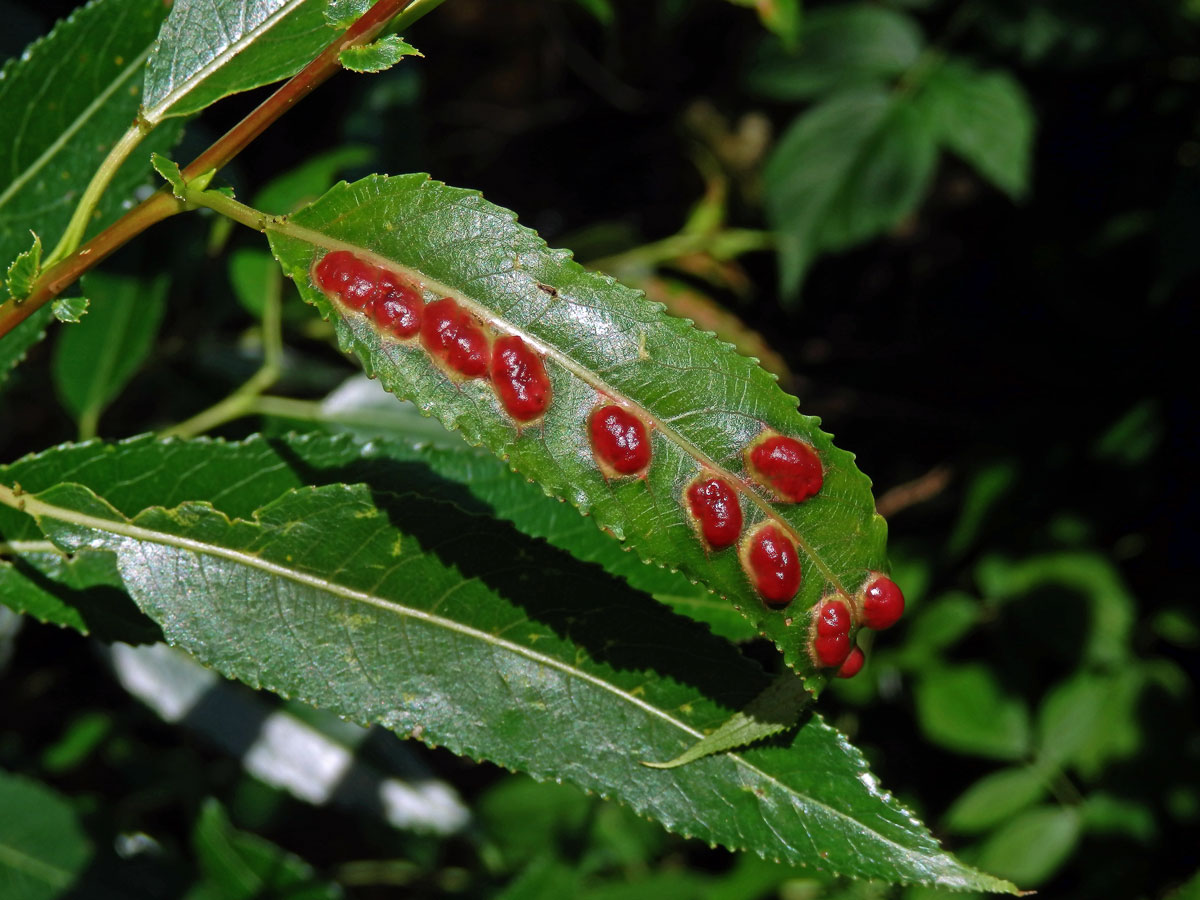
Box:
[0,432,752,643]
[264,174,890,676]
[142,0,340,125]
[0,477,1016,891]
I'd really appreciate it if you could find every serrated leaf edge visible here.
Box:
[0,479,1012,891]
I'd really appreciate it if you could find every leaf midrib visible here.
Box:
[0,483,939,865]
[142,0,310,124]
[266,210,851,600]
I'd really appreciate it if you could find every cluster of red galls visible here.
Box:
[314,250,552,422]
[812,575,904,678]
[314,250,904,679]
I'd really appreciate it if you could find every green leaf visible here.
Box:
[917,59,1034,200]
[0,474,1014,891]
[150,152,188,197]
[51,296,89,324]
[0,770,92,900]
[642,671,810,768]
[4,232,41,300]
[1035,670,1142,777]
[52,270,169,438]
[142,0,334,124]
[190,798,340,900]
[339,34,420,73]
[324,0,371,29]
[763,90,937,297]
[0,306,53,393]
[266,173,890,674]
[914,664,1031,760]
[746,4,923,100]
[975,806,1080,888]
[563,0,615,26]
[975,552,1135,668]
[942,767,1045,835]
[0,0,175,266]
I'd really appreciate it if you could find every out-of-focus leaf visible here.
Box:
[945,461,1017,558]
[188,798,341,900]
[914,664,1031,760]
[496,856,582,900]
[726,0,802,49]
[52,270,168,436]
[268,173,890,673]
[40,711,112,774]
[227,247,280,318]
[917,59,1035,200]
[253,145,374,215]
[1036,669,1142,778]
[976,806,1080,888]
[746,4,923,100]
[0,471,1015,891]
[976,552,1135,667]
[942,767,1045,834]
[1080,792,1156,844]
[764,89,937,297]
[898,591,979,665]
[142,0,333,124]
[0,770,92,900]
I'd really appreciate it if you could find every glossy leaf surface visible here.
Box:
[266,174,890,674]
[142,0,332,124]
[0,0,178,261]
[0,467,1013,890]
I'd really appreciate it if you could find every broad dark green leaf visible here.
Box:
[1035,670,1142,777]
[0,0,178,263]
[52,270,169,437]
[142,0,335,124]
[746,4,923,100]
[763,89,937,296]
[0,0,180,378]
[913,664,1031,761]
[266,174,890,674]
[0,770,92,900]
[917,60,1034,200]
[0,469,1013,890]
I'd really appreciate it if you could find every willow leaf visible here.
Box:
[265,174,889,674]
[0,479,1015,891]
[142,0,332,125]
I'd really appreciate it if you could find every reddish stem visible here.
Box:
[0,0,412,341]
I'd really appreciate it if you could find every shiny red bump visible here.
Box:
[589,405,651,475]
[420,297,490,378]
[743,524,800,608]
[836,646,865,679]
[860,574,905,630]
[313,250,379,311]
[810,597,853,668]
[746,434,823,503]
[491,335,552,422]
[371,269,423,338]
[686,476,743,550]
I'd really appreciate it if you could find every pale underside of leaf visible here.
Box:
[263,173,889,674]
[0,480,1015,892]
